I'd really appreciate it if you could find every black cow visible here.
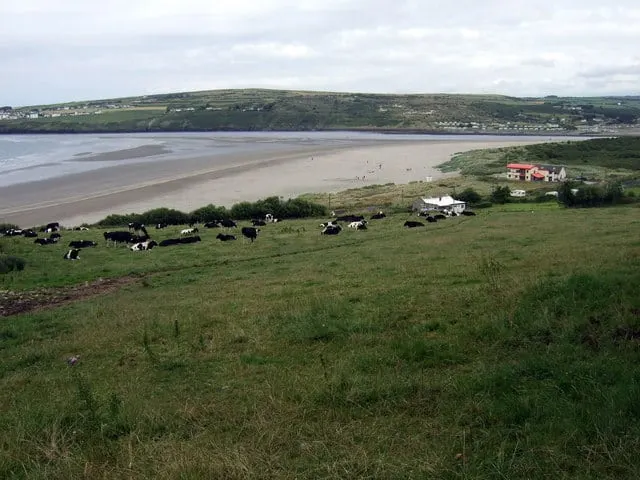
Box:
[404,221,425,228]
[370,212,386,220]
[251,219,267,226]
[104,231,135,245]
[159,236,202,247]
[241,227,260,243]
[63,248,80,260]
[69,240,97,248]
[41,222,60,233]
[204,221,221,228]
[321,225,342,235]
[336,214,364,223]
[22,230,38,238]
[34,238,58,245]
[155,223,168,229]
[219,219,237,228]
[426,216,437,223]
[462,211,476,216]
[49,232,61,240]
[216,233,236,242]
[434,214,446,220]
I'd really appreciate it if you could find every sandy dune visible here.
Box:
[0,138,550,227]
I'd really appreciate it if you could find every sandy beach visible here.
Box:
[0,137,553,227]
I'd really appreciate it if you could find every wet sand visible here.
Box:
[0,138,551,227]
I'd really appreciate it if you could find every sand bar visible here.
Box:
[0,137,554,227]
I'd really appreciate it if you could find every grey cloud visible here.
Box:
[2,0,640,105]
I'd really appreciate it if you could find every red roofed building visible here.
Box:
[506,163,567,182]
[507,163,538,181]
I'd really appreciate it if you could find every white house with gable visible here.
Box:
[412,195,466,215]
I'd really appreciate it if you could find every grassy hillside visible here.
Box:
[2,89,640,134]
[2,206,640,478]
[438,137,640,181]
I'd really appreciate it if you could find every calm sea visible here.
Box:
[0,132,579,188]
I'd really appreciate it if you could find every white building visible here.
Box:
[412,195,466,215]
[511,189,527,198]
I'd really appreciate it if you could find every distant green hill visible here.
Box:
[1,88,640,134]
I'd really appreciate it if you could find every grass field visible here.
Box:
[2,204,640,479]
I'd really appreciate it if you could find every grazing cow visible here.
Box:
[252,219,267,226]
[181,227,199,235]
[371,211,386,220]
[462,211,476,216]
[426,216,437,223]
[22,229,38,238]
[204,221,221,228]
[34,238,58,245]
[321,225,342,235]
[241,227,260,243]
[128,222,144,231]
[403,221,425,228]
[216,233,236,242]
[130,240,158,251]
[219,219,237,228]
[336,214,364,223]
[41,222,60,233]
[320,220,339,228]
[348,220,368,230]
[159,236,202,247]
[155,223,168,229]
[104,231,135,245]
[63,248,80,260]
[69,240,97,248]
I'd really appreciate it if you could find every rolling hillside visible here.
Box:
[2,89,640,134]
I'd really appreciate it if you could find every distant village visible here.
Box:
[0,103,135,121]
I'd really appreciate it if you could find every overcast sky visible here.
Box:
[2,0,640,106]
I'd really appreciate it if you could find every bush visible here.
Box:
[456,188,482,204]
[0,223,20,233]
[0,255,26,274]
[559,180,625,208]
[490,186,511,204]
[94,197,328,226]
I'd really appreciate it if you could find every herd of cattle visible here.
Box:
[0,209,477,261]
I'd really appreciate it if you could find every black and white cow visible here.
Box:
[241,227,260,243]
[336,214,364,223]
[434,214,447,220]
[130,240,158,251]
[22,229,38,238]
[41,222,60,233]
[180,227,199,235]
[264,213,279,223]
[216,233,236,242]
[348,220,368,230]
[426,216,437,223]
[155,223,168,229]
[251,219,267,226]
[69,240,97,248]
[403,221,425,228]
[320,220,339,228]
[63,248,81,260]
[321,225,342,235]
[104,231,135,245]
[49,232,62,240]
[204,221,221,228]
[370,211,386,220]
[34,237,58,245]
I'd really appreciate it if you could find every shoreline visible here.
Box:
[0,137,559,227]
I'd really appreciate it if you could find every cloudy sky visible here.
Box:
[2,0,640,106]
